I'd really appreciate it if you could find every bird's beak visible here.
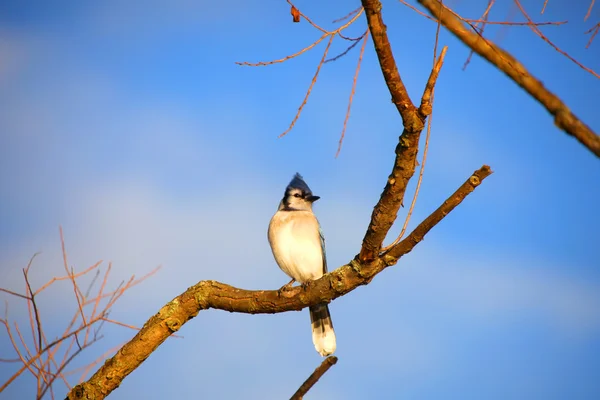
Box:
[307,195,320,203]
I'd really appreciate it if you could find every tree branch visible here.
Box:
[419,46,448,118]
[359,0,441,262]
[418,0,600,158]
[290,356,338,400]
[66,163,491,400]
[361,0,415,117]
[384,165,493,261]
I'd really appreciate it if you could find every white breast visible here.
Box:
[268,210,324,283]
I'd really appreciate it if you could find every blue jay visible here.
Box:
[268,173,336,357]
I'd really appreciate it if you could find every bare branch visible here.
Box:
[358,0,431,262]
[290,356,338,400]
[0,288,30,300]
[463,0,495,70]
[385,165,493,261]
[362,0,415,117]
[35,261,103,296]
[22,268,43,353]
[279,34,335,138]
[400,0,567,27]
[237,5,363,67]
[236,33,329,67]
[419,46,448,118]
[1,238,159,396]
[585,22,599,48]
[336,30,369,157]
[236,5,365,143]
[513,0,599,79]
[585,0,596,21]
[398,0,437,22]
[60,227,87,327]
[465,19,567,26]
[39,337,100,400]
[383,45,448,252]
[324,30,367,64]
[418,0,600,158]
[66,162,491,400]
[333,6,363,24]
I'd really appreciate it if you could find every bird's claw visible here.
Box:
[300,280,313,290]
[278,279,296,296]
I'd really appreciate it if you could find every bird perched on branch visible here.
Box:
[268,173,336,356]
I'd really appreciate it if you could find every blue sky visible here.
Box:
[1,1,599,399]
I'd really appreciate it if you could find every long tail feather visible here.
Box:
[309,304,336,356]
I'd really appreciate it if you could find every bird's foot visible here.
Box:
[300,280,313,291]
[278,279,296,297]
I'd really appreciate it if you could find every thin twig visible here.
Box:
[290,356,338,400]
[35,261,102,295]
[285,1,363,35]
[0,319,37,390]
[0,357,21,362]
[464,0,494,70]
[1,239,159,395]
[38,337,100,400]
[22,269,43,353]
[333,6,363,23]
[236,3,365,143]
[279,34,335,138]
[399,0,437,21]
[585,0,595,21]
[585,22,599,48]
[14,321,38,376]
[38,325,71,392]
[400,0,566,26]
[0,288,31,300]
[466,19,567,26]
[237,6,363,66]
[325,31,367,63]
[336,30,369,157]
[236,33,329,67]
[514,0,599,78]
[60,227,87,327]
[85,262,112,344]
[419,48,448,117]
[84,269,101,299]
[418,0,600,157]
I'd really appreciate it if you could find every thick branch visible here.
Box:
[359,0,442,262]
[361,0,415,118]
[290,356,338,400]
[66,165,490,400]
[419,0,600,158]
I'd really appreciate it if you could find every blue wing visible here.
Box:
[319,226,327,274]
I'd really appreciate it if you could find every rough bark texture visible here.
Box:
[419,0,600,158]
[359,0,428,262]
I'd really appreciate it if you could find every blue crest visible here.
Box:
[286,173,313,196]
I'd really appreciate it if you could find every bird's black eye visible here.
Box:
[293,193,302,198]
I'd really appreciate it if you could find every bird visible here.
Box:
[268,173,336,357]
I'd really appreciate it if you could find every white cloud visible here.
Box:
[398,248,600,336]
